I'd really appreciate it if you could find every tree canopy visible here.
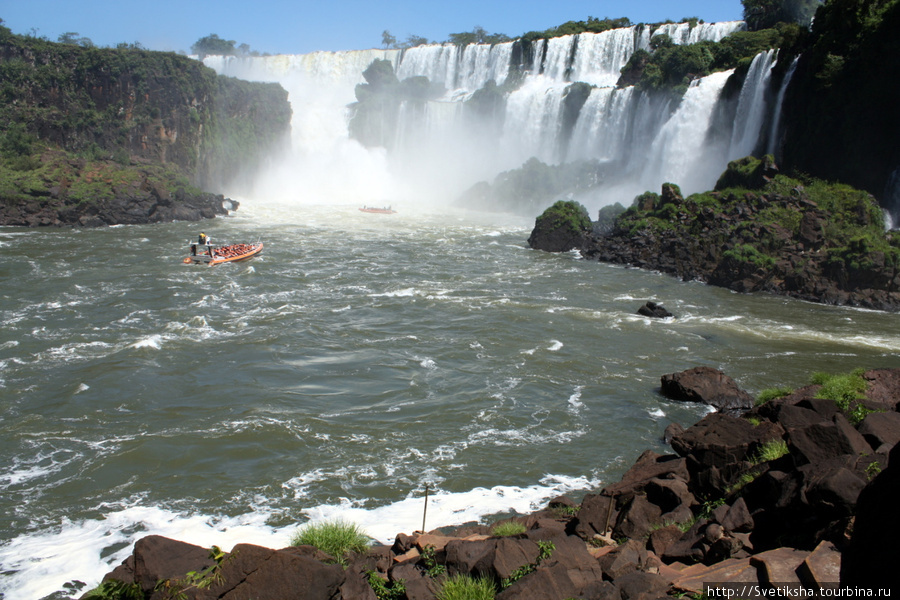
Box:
[741,0,824,30]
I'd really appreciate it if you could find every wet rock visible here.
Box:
[661,367,755,412]
[637,301,674,318]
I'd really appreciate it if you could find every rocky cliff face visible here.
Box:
[780,0,900,217]
[530,158,900,311]
[0,28,291,226]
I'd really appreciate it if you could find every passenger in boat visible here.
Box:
[198,233,208,245]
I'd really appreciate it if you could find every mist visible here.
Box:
[203,19,787,218]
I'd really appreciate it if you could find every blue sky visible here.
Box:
[2,0,745,55]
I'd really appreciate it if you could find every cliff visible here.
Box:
[779,0,900,216]
[532,157,900,312]
[0,26,291,226]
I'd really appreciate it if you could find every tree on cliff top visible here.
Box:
[742,0,824,30]
[191,33,236,58]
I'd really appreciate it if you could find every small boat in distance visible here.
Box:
[359,205,396,214]
[183,241,263,265]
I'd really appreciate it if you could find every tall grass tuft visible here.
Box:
[435,574,496,600]
[491,521,526,537]
[290,519,370,564]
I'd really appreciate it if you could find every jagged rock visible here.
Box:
[842,443,900,584]
[496,561,578,600]
[719,498,754,533]
[104,535,214,596]
[611,571,671,600]
[648,525,683,557]
[861,368,900,410]
[527,200,592,253]
[856,411,900,452]
[788,415,873,466]
[750,547,807,584]
[637,301,674,318]
[613,494,663,540]
[671,413,783,469]
[597,539,649,580]
[798,541,841,586]
[444,537,539,581]
[660,367,755,412]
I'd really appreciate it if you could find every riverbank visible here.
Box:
[0,151,237,227]
[530,157,900,312]
[83,367,899,599]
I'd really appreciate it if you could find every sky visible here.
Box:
[1,0,746,56]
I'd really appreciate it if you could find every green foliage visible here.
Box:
[154,546,229,600]
[82,579,144,600]
[421,544,446,577]
[290,519,371,564]
[491,521,527,537]
[367,571,407,600]
[191,33,236,57]
[501,540,555,589]
[436,574,497,600]
[865,461,882,481]
[812,369,869,422]
[723,243,776,268]
[752,439,789,464]
[448,26,511,46]
[756,386,794,405]
[742,0,823,30]
[538,199,592,234]
[521,16,632,42]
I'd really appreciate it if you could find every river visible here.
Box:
[1,202,898,599]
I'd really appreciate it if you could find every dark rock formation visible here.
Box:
[527,200,592,253]
[0,27,291,227]
[89,367,900,599]
[660,367,755,412]
[637,301,674,318]
[567,159,900,312]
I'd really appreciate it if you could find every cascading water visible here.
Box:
[202,20,779,214]
[727,49,778,161]
[766,57,800,158]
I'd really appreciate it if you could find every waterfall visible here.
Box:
[642,70,737,194]
[651,21,747,44]
[885,169,900,229]
[728,49,778,161]
[201,20,783,213]
[766,56,800,158]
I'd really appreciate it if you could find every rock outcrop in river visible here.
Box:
[531,157,900,312]
[83,367,899,599]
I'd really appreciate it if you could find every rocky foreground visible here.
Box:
[85,368,899,599]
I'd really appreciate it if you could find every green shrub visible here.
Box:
[82,580,143,600]
[812,371,866,411]
[290,519,370,564]
[756,386,794,405]
[436,574,496,600]
[752,439,789,464]
[367,571,406,600]
[491,521,526,537]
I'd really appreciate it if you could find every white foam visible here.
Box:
[0,475,600,599]
[547,340,564,352]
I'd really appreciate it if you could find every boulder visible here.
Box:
[444,537,540,581]
[856,411,900,452]
[637,301,674,319]
[670,413,783,470]
[788,414,873,466]
[842,442,900,584]
[660,367,754,412]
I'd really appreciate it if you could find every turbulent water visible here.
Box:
[2,204,900,599]
[2,19,896,600]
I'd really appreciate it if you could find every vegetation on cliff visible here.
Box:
[572,156,900,311]
[780,0,900,206]
[0,22,291,226]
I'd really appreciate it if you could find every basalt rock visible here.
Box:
[661,367,755,412]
